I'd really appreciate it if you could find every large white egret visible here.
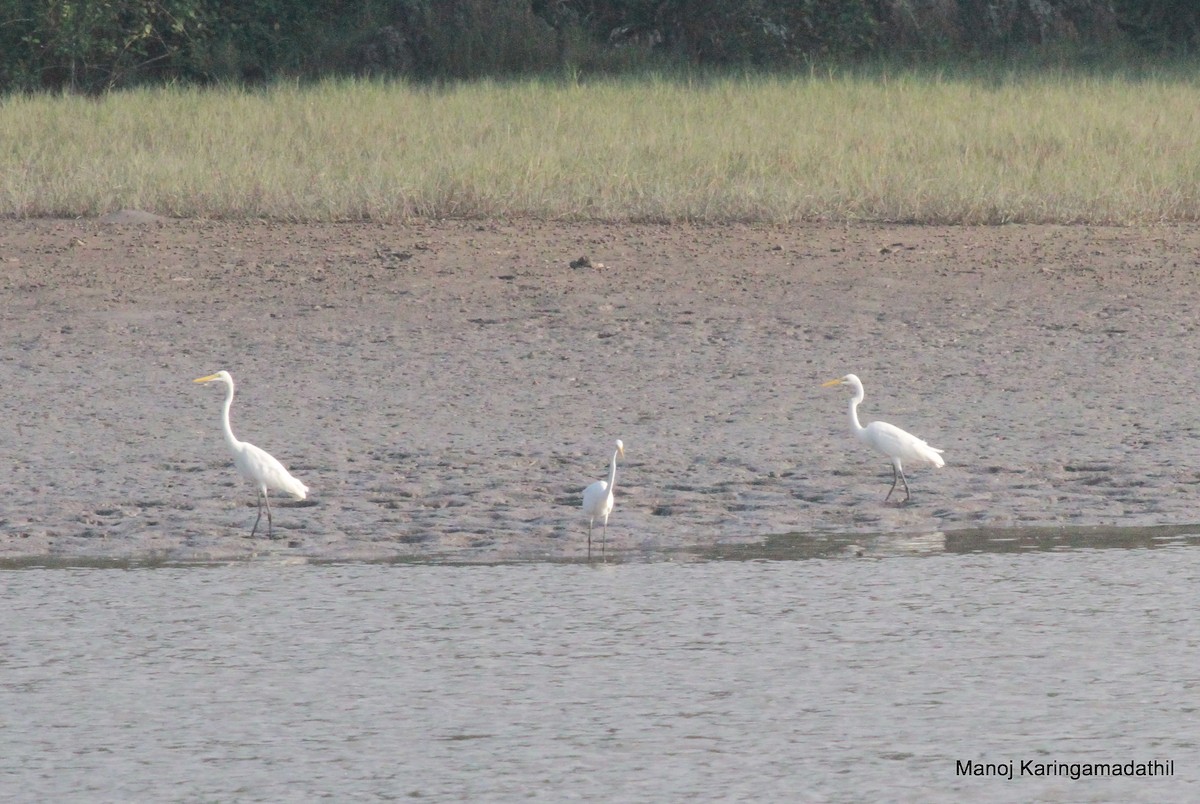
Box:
[821,373,944,503]
[194,370,309,538]
[582,439,625,560]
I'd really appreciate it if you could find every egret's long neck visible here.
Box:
[847,387,866,436]
[220,381,241,449]
[607,449,619,494]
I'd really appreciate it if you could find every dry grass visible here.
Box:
[3,70,1200,224]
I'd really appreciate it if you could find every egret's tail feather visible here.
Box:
[913,441,946,469]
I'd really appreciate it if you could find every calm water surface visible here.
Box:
[2,528,1198,802]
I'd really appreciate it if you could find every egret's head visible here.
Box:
[615,439,625,458]
[194,370,232,386]
[822,373,861,388]
[822,374,864,397]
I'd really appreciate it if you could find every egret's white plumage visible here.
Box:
[582,439,625,560]
[821,373,944,503]
[194,370,308,537]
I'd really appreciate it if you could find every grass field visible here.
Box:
[3,67,1199,224]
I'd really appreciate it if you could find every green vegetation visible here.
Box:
[4,68,1200,224]
[3,1,1197,224]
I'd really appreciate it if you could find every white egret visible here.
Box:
[194,370,309,538]
[821,373,944,503]
[582,439,625,560]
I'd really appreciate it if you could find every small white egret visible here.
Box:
[821,373,944,503]
[582,439,625,561]
[194,370,309,538]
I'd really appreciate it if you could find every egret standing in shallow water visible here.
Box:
[582,439,625,561]
[821,373,944,503]
[194,370,309,538]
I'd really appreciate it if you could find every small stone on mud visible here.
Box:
[570,256,605,270]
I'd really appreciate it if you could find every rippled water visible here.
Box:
[2,528,1198,802]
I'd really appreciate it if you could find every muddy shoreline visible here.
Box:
[2,217,1199,562]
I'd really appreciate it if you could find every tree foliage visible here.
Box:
[0,0,1195,93]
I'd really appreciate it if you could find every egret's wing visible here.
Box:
[582,479,610,513]
[237,441,309,499]
[864,420,945,468]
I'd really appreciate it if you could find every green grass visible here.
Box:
[3,67,1200,224]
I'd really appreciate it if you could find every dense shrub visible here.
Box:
[1113,0,1200,52]
[533,0,879,64]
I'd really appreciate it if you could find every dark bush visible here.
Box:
[1113,0,1200,52]
[534,0,878,64]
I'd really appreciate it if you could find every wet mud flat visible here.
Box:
[2,217,1199,562]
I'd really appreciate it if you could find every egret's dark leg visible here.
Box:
[264,492,275,539]
[587,520,593,562]
[601,519,608,562]
[898,468,911,503]
[884,465,900,502]
[250,490,265,538]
